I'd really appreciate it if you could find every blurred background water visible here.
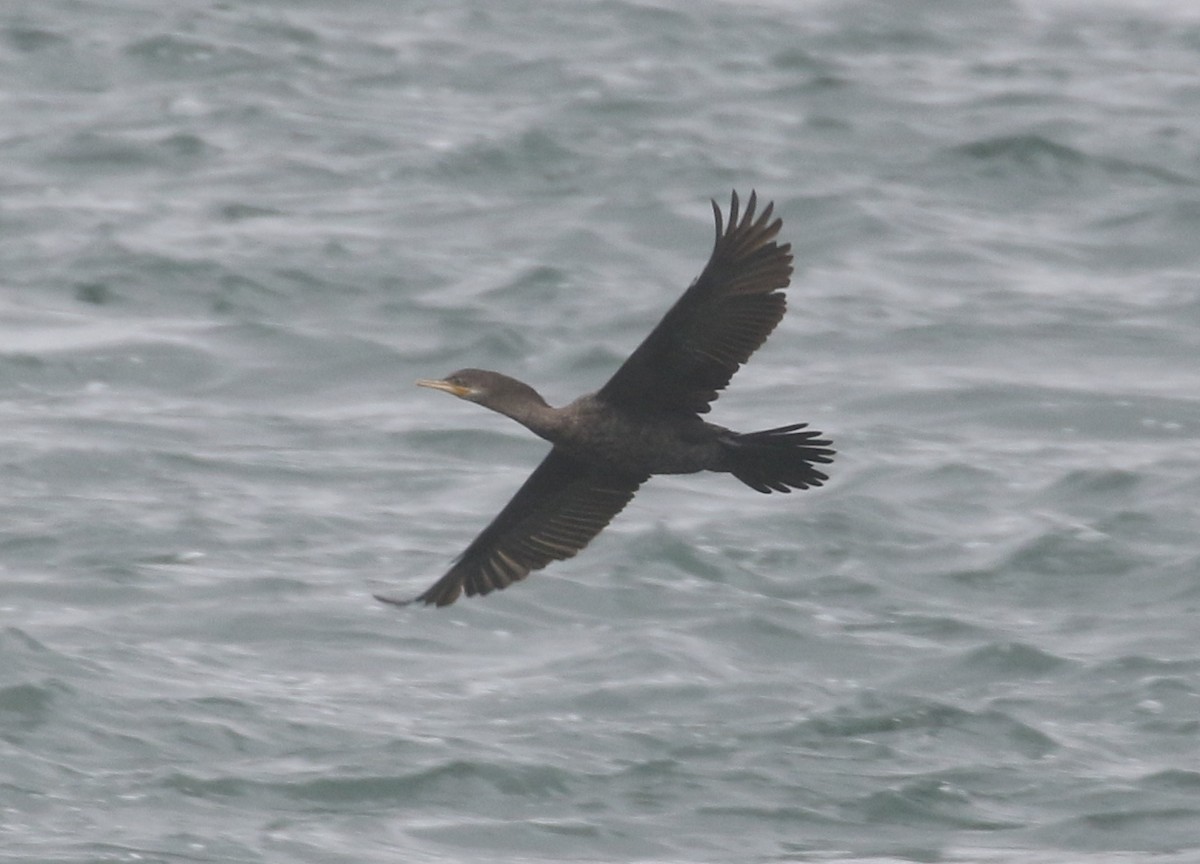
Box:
[2,1,1199,862]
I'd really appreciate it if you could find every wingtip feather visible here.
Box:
[743,189,758,230]
[373,592,419,608]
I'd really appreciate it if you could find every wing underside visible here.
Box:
[377,449,646,607]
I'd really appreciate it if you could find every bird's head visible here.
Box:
[416,369,548,414]
[416,369,487,402]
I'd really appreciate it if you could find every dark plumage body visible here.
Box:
[378,191,834,607]
[482,384,721,475]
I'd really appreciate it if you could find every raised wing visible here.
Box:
[377,449,646,607]
[598,190,793,415]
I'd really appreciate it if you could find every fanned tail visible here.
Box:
[722,423,834,493]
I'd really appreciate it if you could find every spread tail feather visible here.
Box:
[722,423,834,493]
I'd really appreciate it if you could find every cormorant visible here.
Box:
[377,191,833,607]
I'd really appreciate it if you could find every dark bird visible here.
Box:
[377,191,833,608]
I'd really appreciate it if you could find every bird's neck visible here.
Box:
[490,385,563,441]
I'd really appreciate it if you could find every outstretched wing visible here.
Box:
[377,449,646,607]
[598,190,793,415]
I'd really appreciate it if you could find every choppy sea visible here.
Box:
[3,1,1200,862]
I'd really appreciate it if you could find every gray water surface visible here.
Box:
[3,1,1199,862]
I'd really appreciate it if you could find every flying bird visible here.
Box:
[377,191,833,607]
